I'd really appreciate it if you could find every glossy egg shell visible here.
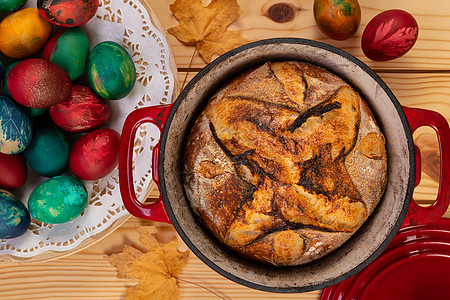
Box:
[0,95,32,154]
[0,153,27,190]
[0,0,27,12]
[49,85,110,133]
[0,7,52,59]
[313,0,361,40]
[23,123,70,177]
[42,27,90,81]
[87,41,136,100]
[38,0,99,27]
[7,59,72,108]
[69,128,120,180]
[362,9,419,61]
[0,189,30,239]
[28,175,87,224]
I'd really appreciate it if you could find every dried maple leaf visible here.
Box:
[168,0,248,63]
[108,226,190,300]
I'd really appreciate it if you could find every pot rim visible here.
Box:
[158,37,416,293]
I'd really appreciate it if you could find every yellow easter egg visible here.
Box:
[0,7,53,59]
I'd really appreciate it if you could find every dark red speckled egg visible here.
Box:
[50,85,111,133]
[362,9,419,61]
[37,0,99,27]
[69,128,120,181]
[7,59,72,108]
[0,152,27,190]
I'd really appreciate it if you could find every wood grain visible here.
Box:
[155,0,450,70]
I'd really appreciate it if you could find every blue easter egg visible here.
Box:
[0,95,32,154]
[23,123,69,177]
[0,189,30,239]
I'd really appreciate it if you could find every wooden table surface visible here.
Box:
[1,0,450,299]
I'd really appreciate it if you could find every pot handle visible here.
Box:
[119,104,174,224]
[401,106,450,227]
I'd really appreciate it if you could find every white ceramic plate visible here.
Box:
[0,0,178,262]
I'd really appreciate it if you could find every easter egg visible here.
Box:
[0,0,27,12]
[38,0,99,27]
[0,95,32,154]
[0,153,27,190]
[361,9,419,61]
[313,0,361,40]
[69,128,120,180]
[3,64,49,119]
[0,189,30,239]
[87,41,136,100]
[42,27,90,81]
[23,123,70,177]
[49,85,110,133]
[3,61,19,96]
[7,59,72,108]
[0,7,53,59]
[27,108,48,119]
[3,63,49,119]
[28,175,88,224]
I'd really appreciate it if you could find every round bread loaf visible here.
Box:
[183,61,387,266]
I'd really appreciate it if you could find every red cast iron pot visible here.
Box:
[321,218,450,299]
[119,38,450,293]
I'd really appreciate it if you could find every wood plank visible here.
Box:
[2,213,450,299]
[149,0,450,70]
[0,218,323,299]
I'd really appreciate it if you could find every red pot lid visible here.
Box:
[321,218,450,300]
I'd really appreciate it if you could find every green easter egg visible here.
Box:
[87,41,136,100]
[28,175,88,224]
[0,0,27,12]
[43,27,90,81]
[3,61,20,96]
[27,107,48,118]
[23,123,70,177]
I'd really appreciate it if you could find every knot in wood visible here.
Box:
[267,3,297,23]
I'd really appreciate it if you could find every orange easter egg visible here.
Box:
[0,7,53,59]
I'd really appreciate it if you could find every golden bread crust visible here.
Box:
[183,61,387,266]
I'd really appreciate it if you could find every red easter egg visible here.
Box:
[49,85,111,133]
[0,152,28,189]
[69,128,120,181]
[37,0,99,27]
[7,59,72,108]
[361,9,419,61]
